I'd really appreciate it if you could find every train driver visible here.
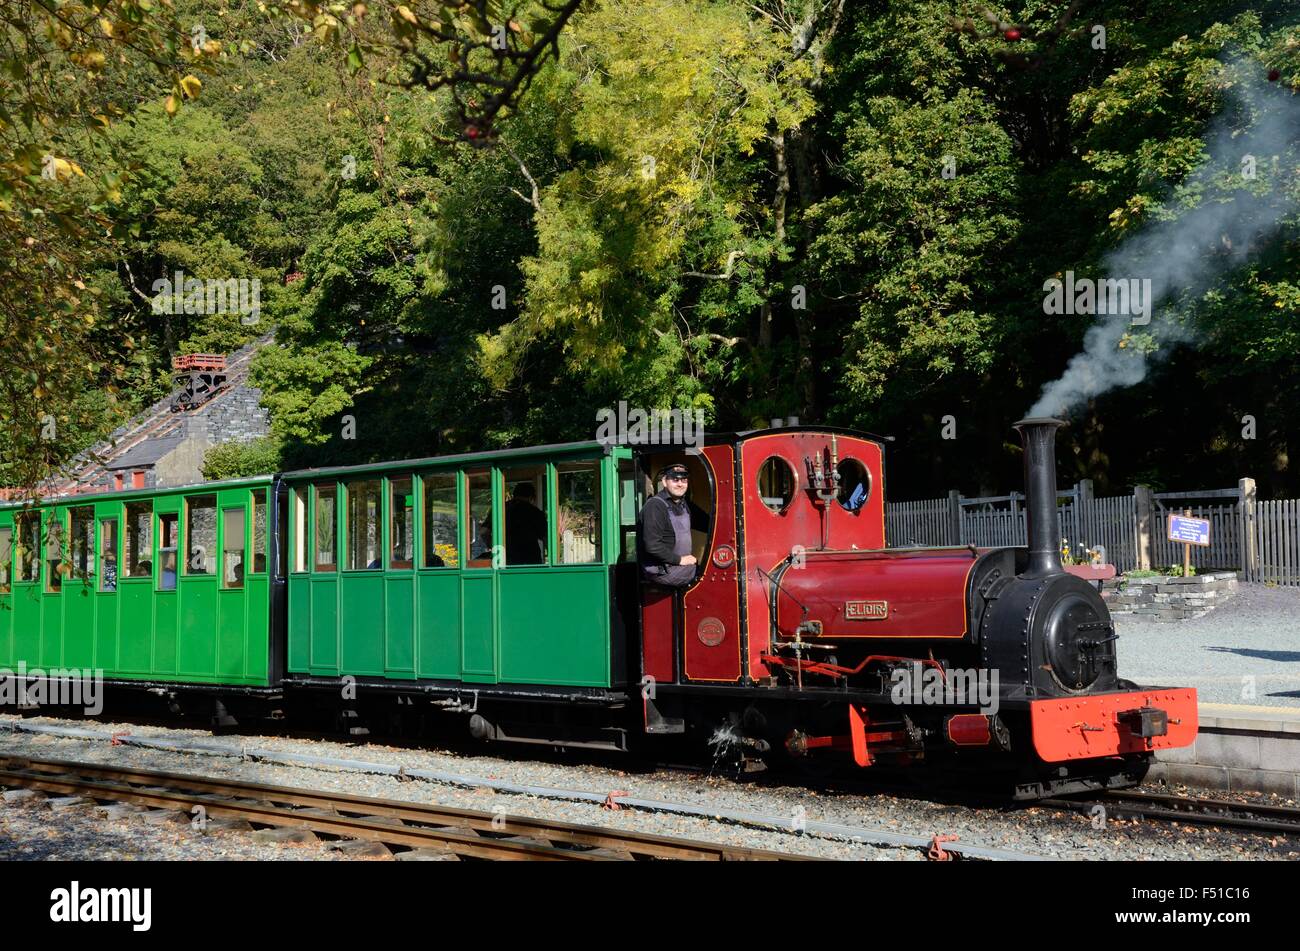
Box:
[637,463,710,587]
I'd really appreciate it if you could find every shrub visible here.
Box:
[201,437,283,481]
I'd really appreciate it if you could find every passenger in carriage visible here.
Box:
[504,482,546,565]
[637,463,710,587]
[159,550,177,590]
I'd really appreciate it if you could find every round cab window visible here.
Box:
[757,457,796,514]
[837,458,870,512]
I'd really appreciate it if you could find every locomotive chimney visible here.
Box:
[1013,417,1066,578]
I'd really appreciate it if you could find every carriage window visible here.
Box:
[185,495,216,575]
[390,478,414,570]
[836,458,871,512]
[314,484,336,572]
[17,514,39,582]
[346,479,381,570]
[557,463,601,564]
[252,490,268,574]
[70,507,94,582]
[158,512,179,590]
[125,502,152,579]
[292,487,307,573]
[618,459,637,562]
[277,491,288,578]
[100,518,119,591]
[503,466,547,566]
[466,471,493,568]
[0,526,10,593]
[757,457,796,514]
[422,473,458,569]
[223,508,246,589]
[43,514,64,592]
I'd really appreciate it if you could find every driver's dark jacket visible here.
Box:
[637,487,710,568]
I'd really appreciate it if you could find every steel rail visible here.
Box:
[1042,789,1300,837]
[0,755,810,861]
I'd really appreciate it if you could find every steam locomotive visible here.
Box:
[0,418,1196,799]
[634,417,1196,798]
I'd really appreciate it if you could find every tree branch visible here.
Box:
[706,332,751,348]
[501,140,541,211]
[682,250,745,280]
[121,260,156,304]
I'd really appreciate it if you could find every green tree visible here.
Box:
[0,0,218,492]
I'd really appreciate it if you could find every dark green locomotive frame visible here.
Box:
[0,441,638,696]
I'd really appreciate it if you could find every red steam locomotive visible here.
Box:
[634,418,1197,798]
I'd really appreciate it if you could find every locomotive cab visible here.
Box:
[637,450,715,565]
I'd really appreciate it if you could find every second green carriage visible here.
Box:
[280,441,636,692]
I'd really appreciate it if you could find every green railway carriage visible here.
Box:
[0,477,279,688]
[279,441,638,697]
[0,441,640,717]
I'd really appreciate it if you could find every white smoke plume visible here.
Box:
[1029,68,1300,418]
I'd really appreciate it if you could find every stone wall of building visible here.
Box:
[194,386,271,445]
[153,433,214,488]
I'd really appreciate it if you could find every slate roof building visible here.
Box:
[50,333,274,495]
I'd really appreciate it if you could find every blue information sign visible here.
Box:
[1167,514,1211,547]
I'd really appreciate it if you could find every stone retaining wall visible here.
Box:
[1101,571,1238,622]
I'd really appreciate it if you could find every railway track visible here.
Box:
[1,719,1052,859]
[0,755,813,861]
[1042,789,1300,838]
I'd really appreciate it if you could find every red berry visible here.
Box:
[1004,28,1021,41]
[465,125,480,139]
[1268,68,1281,82]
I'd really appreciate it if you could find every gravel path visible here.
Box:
[2,715,1294,861]
[1115,584,1300,708]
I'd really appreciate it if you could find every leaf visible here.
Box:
[347,44,364,74]
[164,94,178,116]
[179,74,202,100]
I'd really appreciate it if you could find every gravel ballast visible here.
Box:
[2,714,1294,862]
[0,782,356,862]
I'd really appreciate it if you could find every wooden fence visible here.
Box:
[1253,498,1300,585]
[886,496,958,548]
[886,477,1300,585]
[1150,490,1244,573]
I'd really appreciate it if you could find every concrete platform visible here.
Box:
[1151,702,1300,797]
[1116,583,1300,708]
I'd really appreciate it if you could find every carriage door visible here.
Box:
[459,468,498,683]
